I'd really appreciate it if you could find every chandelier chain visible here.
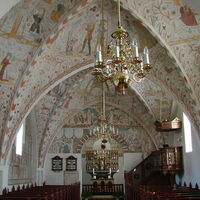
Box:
[117,0,121,28]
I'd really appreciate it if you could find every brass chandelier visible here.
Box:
[92,0,152,94]
[91,78,116,146]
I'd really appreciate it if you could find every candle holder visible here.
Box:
[92,0,153,94]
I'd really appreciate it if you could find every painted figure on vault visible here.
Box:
[30,9,45,34]
[66,31,76,54]
[180,4,198,26]
[80,24,95,55]
[0,53,12,81]
[51,4,65,23]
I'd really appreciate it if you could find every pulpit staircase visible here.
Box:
[124,146,184,200]
[125,146,183,186]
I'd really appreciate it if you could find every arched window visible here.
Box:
[183,113,192,153]
[16,122,25,156]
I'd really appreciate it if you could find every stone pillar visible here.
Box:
[37,168,44,186]
[0,165,9,194]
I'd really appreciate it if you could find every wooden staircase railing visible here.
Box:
[125,150,160,185]
[125,184,200,200]
[125,146,183,186]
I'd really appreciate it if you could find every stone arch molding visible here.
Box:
[38,100,157,167]
[75,131,130,153]
[0,0,199,164]
[35,72,170,167]
[0,0,90,163]
[120,0,200,103]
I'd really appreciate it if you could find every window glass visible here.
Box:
[183,113,192,153]
[16,123,24,155]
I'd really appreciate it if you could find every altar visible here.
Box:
[91,178,114,185]
[86,149,119,183]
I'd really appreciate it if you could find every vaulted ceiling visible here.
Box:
[0,0,199,166]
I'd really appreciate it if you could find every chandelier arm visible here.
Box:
[131,74,143,83]
[92,0,152,95]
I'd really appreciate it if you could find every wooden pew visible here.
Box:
[0,183,80,200]
[125,183,200,200]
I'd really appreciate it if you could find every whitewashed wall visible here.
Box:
[82,157,91,185]
[177,125,200,187]
[123,153,143,172]
[171,107,200,187]
[8,113,36,186]
[113,157,124,184]
[44,153,82,186]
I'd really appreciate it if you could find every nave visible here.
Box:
[1,146,200,199]
[0,0,200,200]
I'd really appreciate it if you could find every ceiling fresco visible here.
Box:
[37,73,173,167]
[0,0,86,162]
[0,0,199,166]
[121,0,200,118]
[48,103,156,157]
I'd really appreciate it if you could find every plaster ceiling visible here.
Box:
[0,0,199,166]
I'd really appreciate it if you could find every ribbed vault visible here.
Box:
[0,0,199,166]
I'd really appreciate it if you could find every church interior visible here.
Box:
[0,0,200,199]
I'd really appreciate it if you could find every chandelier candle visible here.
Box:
[96,45,103,63]
[92,0,152,94]
[132,39,139,58]
[115,42,120,58]
[143,47,150,65]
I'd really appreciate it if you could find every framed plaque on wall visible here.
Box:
[66,156,77,171]
[52,156,63,171]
